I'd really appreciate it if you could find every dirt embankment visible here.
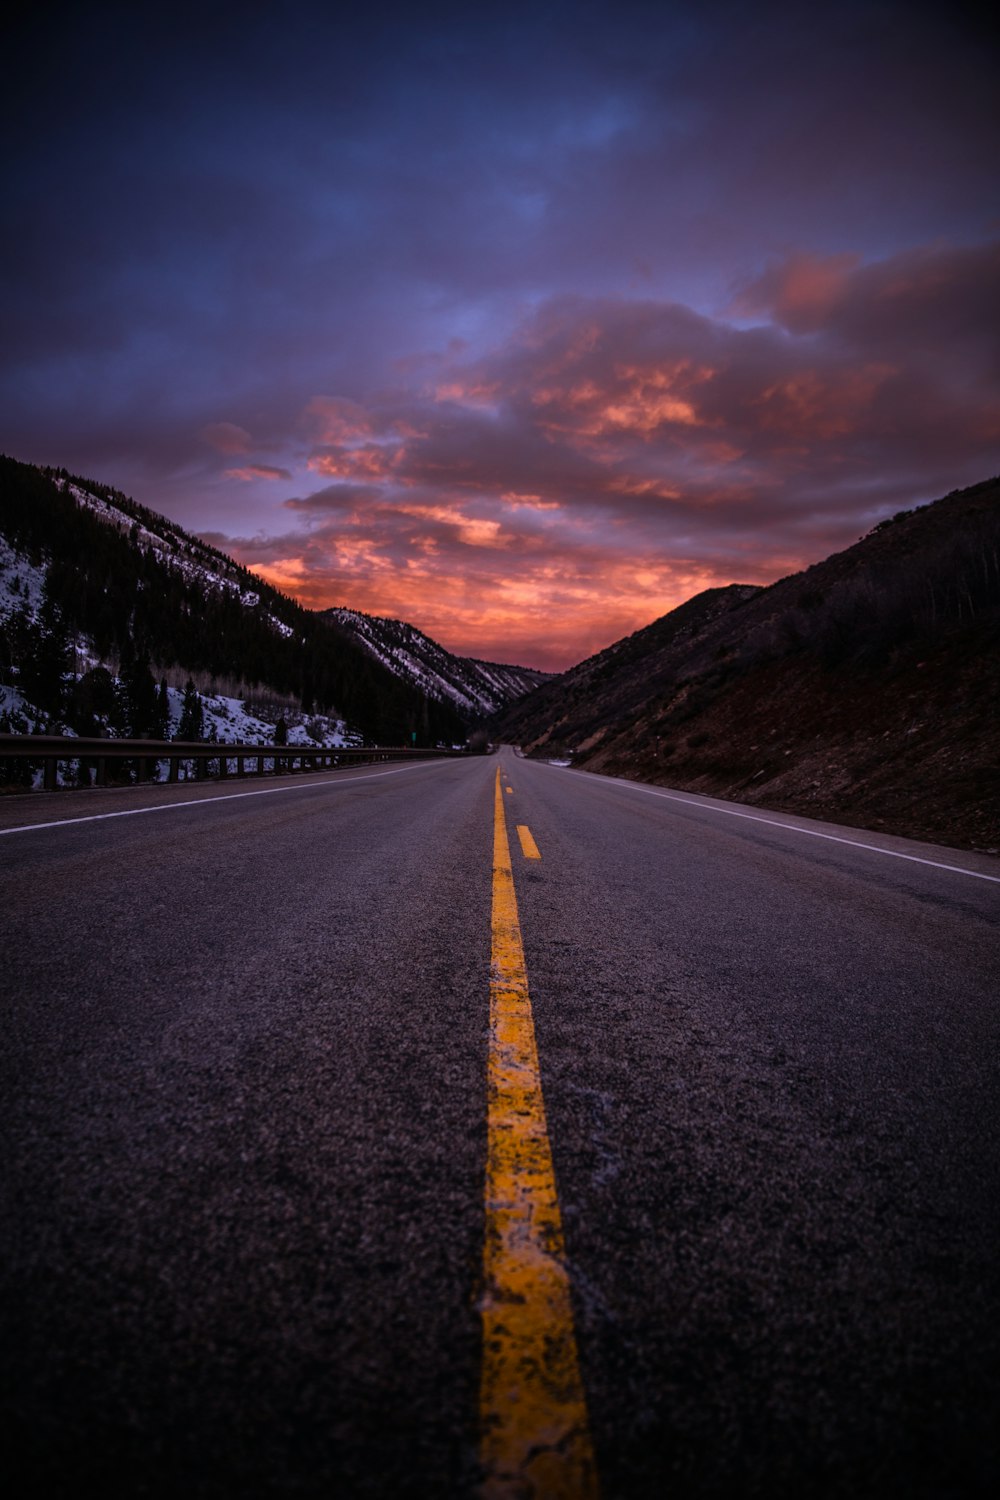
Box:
[503,477,1000,854]
[578,637,999,853]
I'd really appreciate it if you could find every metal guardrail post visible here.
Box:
[0,735,466,792]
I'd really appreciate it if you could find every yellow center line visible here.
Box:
[516,825,541,860]
[480,767,598,1498]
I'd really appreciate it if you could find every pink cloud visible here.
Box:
[202,421,254,455]
[308,444,405,479]
[731,252,859,332]
[224,463,293,482]
[303,396,374,444]
[216,507,732,672]
[737,241,1000,362]
[210,237,1000,670]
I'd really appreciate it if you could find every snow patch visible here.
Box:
[329,607,548,720]
[0,536,49,625]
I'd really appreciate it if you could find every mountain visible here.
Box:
[0,455,466,747]
[498,476,1000,853]
[324,608,550,721]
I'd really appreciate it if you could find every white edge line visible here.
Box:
[559,766,1000,886]
[0,759,452,837]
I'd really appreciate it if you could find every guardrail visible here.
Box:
[0,734,464,791]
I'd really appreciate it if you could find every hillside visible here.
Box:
[0,456,466,747]
[325,608,550,720]
[499,477,1000,852]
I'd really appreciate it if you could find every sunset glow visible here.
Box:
[2,3,997,671]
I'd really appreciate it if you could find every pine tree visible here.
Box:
[19,594,70,718]
[0,711,32,786]
[177,679,204,741]
[154,678,170,740]
[121,650,159,737]
[66,666,120,736]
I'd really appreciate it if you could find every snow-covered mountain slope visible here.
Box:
[0,457,467,747]
[325,608,551,720]
[70,477,294,631]
[1,472,288,638]
[0,533,48,629]
[0,471,335,736]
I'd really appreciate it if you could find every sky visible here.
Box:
[2,0,998,671]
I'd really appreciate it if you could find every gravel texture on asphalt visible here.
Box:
[1,754,997,1497]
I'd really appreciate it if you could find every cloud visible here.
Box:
[204,236,1000,670]
[737,241,1000,356]
[303,397,374,444]
[307,445,404,480]
[223,463,293,482]
[3,0,996,670]
[284,482,384,512]
[202,422,254,455]
[214,506,726,672]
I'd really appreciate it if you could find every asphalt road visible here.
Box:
[1,752,998,1498]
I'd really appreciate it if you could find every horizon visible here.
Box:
[2,1,998,673]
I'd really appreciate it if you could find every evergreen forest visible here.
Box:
[0,455,466,747]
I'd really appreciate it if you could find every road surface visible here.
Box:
[1,751,997,1497]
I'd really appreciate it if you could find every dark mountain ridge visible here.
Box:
[499,476,1000,852]
[0,456,469,745]
[323,607,550,721]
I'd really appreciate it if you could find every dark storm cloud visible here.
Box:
[1,1,998,665]
[348,239,1000,532]
[284,484,385,513]
[738,241,1000,354]
[227,235,999,667]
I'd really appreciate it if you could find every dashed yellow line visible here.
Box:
[480,768,598,1498]
[516,825,541,860]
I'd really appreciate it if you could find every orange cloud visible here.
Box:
[607,476,682,499]
[749,364,896,440]
[214,240,1000,671]
[224,463,293,482]
[600,364,702,433]
[226,494,768,671]
[244,549,733,671]
[500,492,562,511]
[247,557,310,595]
[308,444,404,478]
[433,379,503,407]
[531,365,708,441]
[393,501,514,549]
